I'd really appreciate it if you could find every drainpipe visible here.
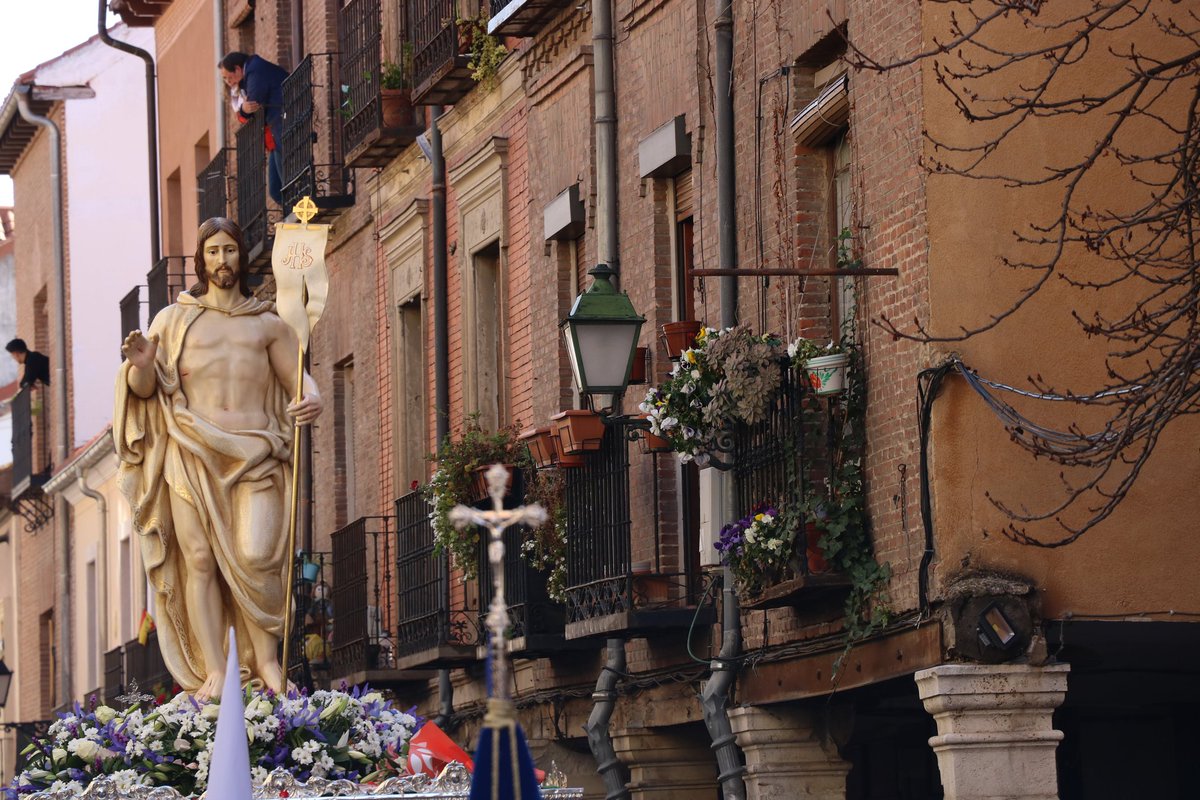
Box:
[593,0,619,269]
[99,0,160,263]
[429,104,456,730]
[15,86,72,707]
[214,0,227,151]
[586,638,630,800]
[700,0,747,796]
[76,467,108,672]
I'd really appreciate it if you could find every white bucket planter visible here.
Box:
[803,352,849,395]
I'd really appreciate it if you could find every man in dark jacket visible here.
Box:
[6,338,50,388]
[219,51,289,205]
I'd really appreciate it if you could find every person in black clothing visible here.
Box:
[6,338,50,388]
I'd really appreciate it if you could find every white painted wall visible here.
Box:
[35,25,155,447]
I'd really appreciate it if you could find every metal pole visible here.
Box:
[593,0,619,270]
[98,0,160,263]
[15,86,72,707]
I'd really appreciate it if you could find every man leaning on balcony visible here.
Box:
[219,51,288,205]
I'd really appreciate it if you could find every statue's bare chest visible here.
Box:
[178,311,271,382]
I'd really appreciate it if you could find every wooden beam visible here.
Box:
[737,620,943,705]
[688,267,899,278]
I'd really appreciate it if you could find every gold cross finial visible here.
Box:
[292,196,319,225]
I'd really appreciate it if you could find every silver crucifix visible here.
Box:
[448,463,547,699]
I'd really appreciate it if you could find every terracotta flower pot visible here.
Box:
[470,464,514,502]
[804,522,830,574]
[519,426,560,470]
[627,346,650,385]
[635,415,672,454]
[552,409,605,455]
[660,320,703,360]
[380,88,415,129]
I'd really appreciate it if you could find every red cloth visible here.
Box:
[406,722,474,776]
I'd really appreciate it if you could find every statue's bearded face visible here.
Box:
[203,231,241,289]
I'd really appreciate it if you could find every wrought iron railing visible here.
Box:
[122,632,171,697]
[119,285,141,354]
[146,256,188,320]
[11,387,36,494]
[235,110,269,257]
[474,470,565,651]
[339,0,422,168]
[287,550,333,688]
[280,53,352,213]
[103,645,123,706]
[409,0,473,104]
[731,363,824,576]
[394,489,481,659]
[197,147,233,222]
[330,517,394,678]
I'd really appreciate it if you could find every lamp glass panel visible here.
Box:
[0,668,10,707]
[563,327,584,391]
[982,606,1017,646]
[573,322,640,392]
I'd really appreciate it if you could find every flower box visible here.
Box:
[803,352,849,395]
[627,346,650,384]
[552,410,605,455]
[660,320,703,360]
[519,426,560,470]
[469,463,514,502]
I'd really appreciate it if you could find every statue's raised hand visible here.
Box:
[122,330,159,371]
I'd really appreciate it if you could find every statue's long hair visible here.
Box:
[191,217,252,297]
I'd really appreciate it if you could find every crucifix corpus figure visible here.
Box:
[114,217,322,701]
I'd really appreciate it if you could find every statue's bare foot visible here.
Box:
[194,670,225,704]
[257,660,285,696]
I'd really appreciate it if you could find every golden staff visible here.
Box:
[273,195,330,686]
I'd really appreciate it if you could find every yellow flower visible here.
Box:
[684,350,697,364]
[754,513,764,521]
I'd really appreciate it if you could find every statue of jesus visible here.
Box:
[114,217,322,701]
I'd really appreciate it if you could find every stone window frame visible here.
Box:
[381,197,430,490]
[448,136,510,428]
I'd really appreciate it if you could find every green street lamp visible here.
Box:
[560,263,646,412]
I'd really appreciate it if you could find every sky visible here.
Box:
[0,0,120,206]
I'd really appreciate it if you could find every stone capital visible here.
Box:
[729,705,849,800]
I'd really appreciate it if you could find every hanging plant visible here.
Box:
[456,13,507,91]
[424,416,533,580]
[522,467,568,601]
[639,325,783,462]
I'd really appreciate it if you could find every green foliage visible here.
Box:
[798,342,892,641]
[424,416,533,580]
[381,43,414,90]
[457,13,507,91]
[522,467,568,601]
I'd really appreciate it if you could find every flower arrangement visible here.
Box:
[713,506,795,595]
[640,326,783,461]
[425,417,534,580]
[7,687,420,798]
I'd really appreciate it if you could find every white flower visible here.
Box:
[201,702,221,721]
[173,738,192,752]
[51,747,67,765]
[94,705,118,724]
[70,739,100,760]
[691,369,701,379]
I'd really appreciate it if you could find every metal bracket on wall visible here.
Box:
[11,488,54,533]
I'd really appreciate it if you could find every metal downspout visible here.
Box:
[593,0,619,269]
[76,467,108,682]
[701,0,747,796]
[99,0,160,263]
[15,86,72,706]
[214,0,226,150]
[429,105,455,730]
[586,638,630,800]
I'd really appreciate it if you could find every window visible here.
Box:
[120,536,132,643]
[397,296,426,488]
[466,241,503,430]
[334,359,357,524]
[833,131,854,336]
[673,168,696,322]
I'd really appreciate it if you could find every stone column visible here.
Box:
[916,663,1070,800]
[611,730,717,799]
[728,705,850,800]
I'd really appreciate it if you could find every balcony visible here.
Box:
[197,147,233,222]
[330,517,399,683]
[729,363,852,609]
[339,0,424,169]
[473,470,579,657]
[488,0,572,37]
[285,550,335,689]
[10,386,52,532]
[146,256,188,321]
[122,632,172,699]
[279,53,354,216]
[119,284,142,356]
[235,111,272,265]
[563,425,712,639]
[409,0,474,105]
[393,489,481,669]
[103,645,123,706]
